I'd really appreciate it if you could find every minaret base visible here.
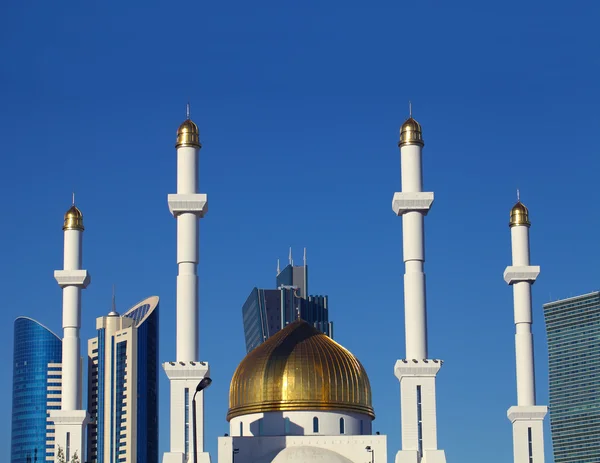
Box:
[507,405,547,463]
[395,360,446,463]
[50,410,89,462]
[163,452,212,463]
[395,449,447,463]
[162,362,212,463]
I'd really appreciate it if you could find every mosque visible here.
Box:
[48,107,547,463]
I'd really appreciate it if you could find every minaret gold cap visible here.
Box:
[399,117,424,147]
[509,202,530,228]
[175,103,201,148]
[63,205,84,231]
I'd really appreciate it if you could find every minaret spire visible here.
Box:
[186,102,191,120]
[504,199,547,462]
[393,113,447,463]
[409,100,412,118]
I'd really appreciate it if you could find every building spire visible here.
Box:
[186,102,191,120]
[276,259,280,275]
[108,284,118,316]
[409,100,412,118]
[72,191,75,206]
[303,247,307,266]
[517,188,520,202]
[289,247,293,266]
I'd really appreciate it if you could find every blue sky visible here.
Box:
[2,1,600,461]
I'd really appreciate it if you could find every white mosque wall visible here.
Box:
[229,410,373,437]
[218,434,386,463]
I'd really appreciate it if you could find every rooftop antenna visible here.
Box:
[289,247,293,266]
[409,100,412,118]
[109,284,118,316]
[186,102,191,120]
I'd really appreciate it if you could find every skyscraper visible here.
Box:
[242,249,333,353]
[543,292,600,463]
[87,295,159,463]
[11,317,63,463]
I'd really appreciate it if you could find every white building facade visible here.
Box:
[87,296,159,463]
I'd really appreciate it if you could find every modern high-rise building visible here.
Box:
[87,296,160,463]
[11,317,63,463]
[543,292,600,463]
[242,250,333,353]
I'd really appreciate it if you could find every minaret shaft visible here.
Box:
[164,116,211,463]
[509,225,536,406]
[51,205,90,462]
[400,145,428,360]
[505,201,546,463]
[393,116,446,463]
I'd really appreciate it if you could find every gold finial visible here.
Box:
[176,103,201,148]
[63,203,84,231]
[509,194,530,228]
[399,112,424,147]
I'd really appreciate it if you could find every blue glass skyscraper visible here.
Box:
[11,317,62,463]
[543,292,600,463]
[242,253,333,353]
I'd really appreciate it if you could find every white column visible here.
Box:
[392,117,445,463]
[504,202,546,463]
[164,116,211,463]
[51,205,91,462]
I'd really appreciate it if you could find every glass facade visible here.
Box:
[242,263,332,353]
[543,292,600,463]
[129,301,159,463]
[11,317,62,463]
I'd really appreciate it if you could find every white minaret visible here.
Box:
[504,196,547,463]
[392,112,446,463]
[50,201,91,462]
[163,106,212,463]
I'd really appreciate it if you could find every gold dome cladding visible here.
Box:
[63,205,84,231]
[509,201,530,228]
[399,117,424,147]
[227,319,374,421]
[175,119,201,148]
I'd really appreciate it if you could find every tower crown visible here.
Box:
[509,201,531,228]
[63,205,84,231]
[176,119,201,148]
[399,117,424,147]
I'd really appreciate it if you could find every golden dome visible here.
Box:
[63,205,84,231]
[399,117,424,147]
[175,119,201,148]
[509,201,530,228]
[227,319,374,421]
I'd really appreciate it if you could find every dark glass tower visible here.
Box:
[242,256,333,353]
[543,292,600,463]
[11,317,62,463]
